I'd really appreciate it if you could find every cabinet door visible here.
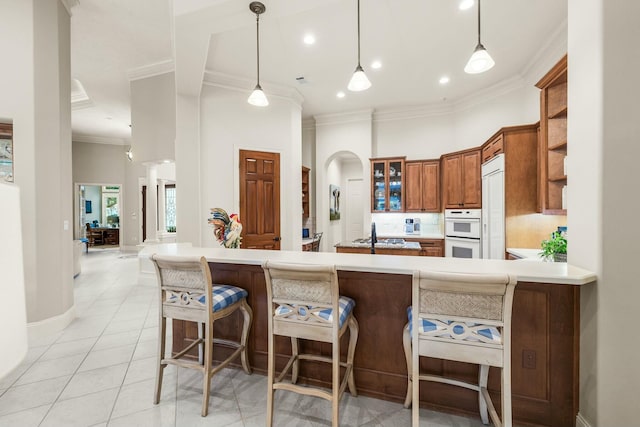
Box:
[372,160,387,212]
[388,159,404,211]
[461,150,481,208]
[442,154,462,208]
[421,161,440,212]
[424,247,443,257]
[404,162,423,212]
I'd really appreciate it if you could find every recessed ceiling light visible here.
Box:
[303,34,316,45]
[371,60,382,69]
[459,0,474,10]
[337,91,346,99]
[439,76,450,85]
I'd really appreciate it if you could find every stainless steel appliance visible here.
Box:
[445,209,482,258]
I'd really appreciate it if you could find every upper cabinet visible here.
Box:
[442,148,482,209]
[405,160,440,212]
[302,166,310,218]
[371,157,405,212]
[536,55,567,215]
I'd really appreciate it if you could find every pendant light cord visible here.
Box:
[477,0,481,45]
[357,0,361,66]
[256,13,261,86]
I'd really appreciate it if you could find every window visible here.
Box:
[165,185,176,232]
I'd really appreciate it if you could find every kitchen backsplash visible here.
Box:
[371,212,443,237]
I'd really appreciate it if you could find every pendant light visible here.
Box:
[464,0,495,74]
[347,0,371,92]
[248,2,268,106]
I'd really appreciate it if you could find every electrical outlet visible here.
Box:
[522,349,536,369]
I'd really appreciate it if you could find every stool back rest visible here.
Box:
[413,270,517,346]
[262,261,339,327]
[151,254,213,323]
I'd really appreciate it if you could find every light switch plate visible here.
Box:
[63,220,69,230]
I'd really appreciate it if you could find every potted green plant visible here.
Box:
[540,231,567,262]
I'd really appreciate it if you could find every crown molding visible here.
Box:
[314,109,374,127]
[127,59,175,81]
[203,70,304,108]
[61,0,79,16]
[302,118,316,131]
[451,75,526,113]
[72,134,129,146]
[373,103,453,123]
[521,18,568,85]
[71,99,93,111]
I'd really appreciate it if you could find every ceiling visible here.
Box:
[70,0,567,144]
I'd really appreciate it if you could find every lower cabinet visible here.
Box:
[406,238,444,257]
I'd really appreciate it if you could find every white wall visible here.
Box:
[373,83,540,161]
[570,0,640,425]
[198,84,302,250]
[315,111,372,251]
[2,0,76,326]
[83,185,102,224]
[130,72,176,163]
[0,184,28,378]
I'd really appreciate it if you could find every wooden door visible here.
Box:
[239,150,281,250]
[461,149,481,208]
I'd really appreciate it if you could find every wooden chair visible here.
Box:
[311,232,323,252]
[150,254,253,417]
[403,270,517,427]
[85,223,103,246]
[261,261,359,427]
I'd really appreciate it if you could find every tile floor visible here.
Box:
[0,249,491,427]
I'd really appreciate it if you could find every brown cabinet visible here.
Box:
[404,238,443,257]
[302,166,310,219]
[441,148,481,209]
[481,134,504,163]
[536,55,567,215]
[405,160,440,213]
[371,157,405,212]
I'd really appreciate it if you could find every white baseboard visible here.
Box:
[576,412,593,427]
[27,305,75,346]
[122,245,142,253]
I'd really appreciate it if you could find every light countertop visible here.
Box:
[335,241,421,250]
[378,233,444,240]
[140,243,596,286]
[507,248,545,261]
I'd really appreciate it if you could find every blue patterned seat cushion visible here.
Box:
[167,285,247,312]
[407,306,501,344]
[275,296,355,328]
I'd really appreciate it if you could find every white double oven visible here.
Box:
[444,209,482,259]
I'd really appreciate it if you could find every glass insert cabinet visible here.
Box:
[371,157,406,212]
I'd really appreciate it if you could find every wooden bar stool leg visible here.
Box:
[346,316,359,396]
[332,339,340,427]
[239,300,253,374]
[266,328,275,427]
[154,316,167,404]
[201,321,213,417]
[291,337,299,384]
[402,324,412,408]
[478,364,489,424]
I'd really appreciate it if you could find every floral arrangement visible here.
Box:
[207,208,243,248]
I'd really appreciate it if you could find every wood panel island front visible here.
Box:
[140,244,595,427]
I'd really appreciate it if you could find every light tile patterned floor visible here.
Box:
[0,250,492,426]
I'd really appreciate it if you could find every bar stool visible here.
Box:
[150,254,253,417]
[261,261,359,427]
[403,270,517,427]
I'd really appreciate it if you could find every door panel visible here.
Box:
[240,150,281,250]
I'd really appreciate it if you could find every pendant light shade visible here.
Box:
[464,0,494,74]
[348,0,371,92]
[248,2,268,106]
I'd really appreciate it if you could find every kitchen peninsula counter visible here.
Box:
[140,244,595,427]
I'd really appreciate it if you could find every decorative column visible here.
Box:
[145,164,159,243]
[157,179,166,234]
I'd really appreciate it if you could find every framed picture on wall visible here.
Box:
[330,184,341,221]
[85,200,92,214]
[0,123,13,183]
